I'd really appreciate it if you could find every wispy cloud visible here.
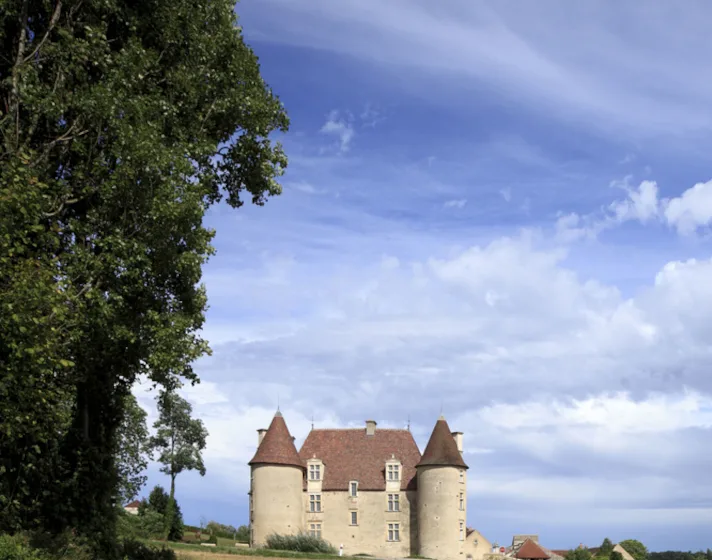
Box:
[444,198,467,209]
[320,109,354,153]
[240,0,712,136]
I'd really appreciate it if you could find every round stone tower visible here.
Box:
[416,415,469,560]
[248,411,305,547]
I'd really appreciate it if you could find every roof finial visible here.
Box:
[277,393,280,412]
[311,414,314,431]
[407,414,411,431]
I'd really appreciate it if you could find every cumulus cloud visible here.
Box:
[557,178,712,240]
[133,164,712,544]
[144,221,712,532]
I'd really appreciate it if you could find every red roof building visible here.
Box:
[299,425,421,490]
[248,411,303,469]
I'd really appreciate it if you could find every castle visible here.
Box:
[248,411,492,560]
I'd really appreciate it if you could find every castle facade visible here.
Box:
[248,412,491,560]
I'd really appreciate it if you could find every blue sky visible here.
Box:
[135,0,712,552]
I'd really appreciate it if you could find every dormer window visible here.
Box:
[309,464,321,481]
[387,464,400,481]
[349,481,358,497]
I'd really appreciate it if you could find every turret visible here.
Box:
[416,416,468,560]
[248,411,305,547]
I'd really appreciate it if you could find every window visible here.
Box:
[387,464,400,481]
[309,523,322,539]
[388,493,400,512]
[459,492,464,511]
[309,494,321,512]
[459,522,464,541]
[310,464,321,480]
[350,511,358,525]
[387,523,400,542]
[349,481,358,497]
[459,470,464,483]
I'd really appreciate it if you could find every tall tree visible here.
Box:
[620,540,649,560]
[600,539,615,559]
[115,393,150,504]
[148,391,207,539]
[0,0,288,553]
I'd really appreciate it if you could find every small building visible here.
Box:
[514,539,551,560]
[124,500,141,515]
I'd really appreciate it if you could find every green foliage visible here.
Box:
[115,394,150,504]
[612,552,623,560]
[236,525,251,543]
[147,486,170,516]
[207,533,219,545]
[566,548,594,560]
[0,0,288,553]
[0,535,47,560]
[265,533,337,554]
[650,552,712,560]
[148,391,207,539]
[205,520,249,541]
[620,540,649,560]
[167,500,184,542]
[119,539,176,560]
[600,539,615,558]
[117,508,166,541]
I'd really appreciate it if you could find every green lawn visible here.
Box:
[152,540,351,559]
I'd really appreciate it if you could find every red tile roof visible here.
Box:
[125,500,141,508]
[248,411,304,469]
[416,416,468,469]
[299,427,421,491]
[550,551,570,558]
[516,539,551,560]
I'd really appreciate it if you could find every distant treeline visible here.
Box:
[650,551,712,560]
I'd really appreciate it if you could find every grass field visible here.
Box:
[152,540,350,560]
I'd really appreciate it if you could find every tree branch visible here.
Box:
[11,0,29,146]
[23,1,63,64]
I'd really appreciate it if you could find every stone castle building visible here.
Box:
[248,411,492,560]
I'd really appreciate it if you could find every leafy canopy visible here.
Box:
[115,393,150,504]
[0,0,288,551]
[149,391,208,481]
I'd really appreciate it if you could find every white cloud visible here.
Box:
[444,198,467,209]
[241,0,712,136]
[557,178,712,240]
[320,110,354,153]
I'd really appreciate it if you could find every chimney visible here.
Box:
[257,428,267,446]
[292,436,296,443]
[365,420,377,436]
[451,431,463,454]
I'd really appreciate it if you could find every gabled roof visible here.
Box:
[125,500,141,508]
[515,539,551,560]
[299,428,421,491]
[248,411,304,469]
[416,416,468,469]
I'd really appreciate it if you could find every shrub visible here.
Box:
[117,509,166,541]
[26,530,93,560]
[265,532,336,554]
[207,533,218,545]
[120,538,177,560]
[0,535,47,560]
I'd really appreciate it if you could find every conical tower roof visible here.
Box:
[416,415,468,469]
[248,411,304,469]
